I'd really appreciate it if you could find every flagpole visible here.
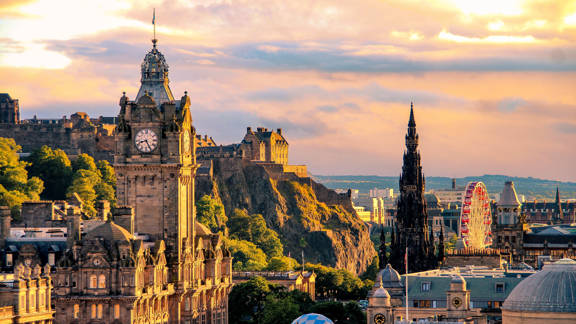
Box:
[405,245,409,323]
[152,8,156,42]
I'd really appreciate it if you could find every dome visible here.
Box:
[373,287,390,299]
[135,41,174,106]
[84,221,133,242]
[375,264,402,288]
[503,258,576,313]
[291,313,334,324]
[195,221,212,236]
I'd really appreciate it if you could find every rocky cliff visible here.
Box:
[196,159,376,274]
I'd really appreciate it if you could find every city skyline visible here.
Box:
[1,0,575,181]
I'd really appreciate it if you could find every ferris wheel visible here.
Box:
[460,181,492,249]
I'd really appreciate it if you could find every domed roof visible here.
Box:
[376,264,402,288]
[499,181,521,207]
[84,221,133,242]
[503,258,576,313]
[373,287,391,298]
[195,221,212,236]
[135,41,174,107]
[291,313,334,324]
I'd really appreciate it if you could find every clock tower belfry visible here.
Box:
[114,38,196,264]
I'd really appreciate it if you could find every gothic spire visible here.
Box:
[405,103,419,152]
[408,102,416,127]
[378,227,387,269]
[555,187,564,223]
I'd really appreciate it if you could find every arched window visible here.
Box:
[91,304,96,319]
[98,274,106,288]
[89,275,97,288]
[97,304,103,319]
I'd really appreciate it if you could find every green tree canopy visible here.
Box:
[225,238,268,271]
[266,256,299,271]
[66,154,116,217]
[228,209,284,259]
[0,138,44,218]
[196,194,227,232]
[305,263,370,300]
[27,145,73,200]
[72,153,98,173]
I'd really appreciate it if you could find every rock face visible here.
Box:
[196,159,376,274]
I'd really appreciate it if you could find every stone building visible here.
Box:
[0,94,19,124]
[241,127,288,165]
[0,265,54,323]
[232,271,316,300]
[52,220,175,324]
[112,38,232,323]
[0,111,115,162]
[522,188,575,224]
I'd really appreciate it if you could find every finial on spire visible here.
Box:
[408,102,416,127]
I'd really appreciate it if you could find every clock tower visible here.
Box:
[114,38,196,264]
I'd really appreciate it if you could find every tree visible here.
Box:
[225,238,268,271]
[229,276,271,324]
[196,195,226,231]
[0,138,44,218]
[310,301,366,324]
[266,256,299,271]
[72,153,98,173]
[305,263,369,300]
[96,160,116,188]
[229,276,313,324]
[228,209,284,259]
[27,146,73,200]
[67,169,99,217]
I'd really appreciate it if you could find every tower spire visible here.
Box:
[152,8,157,48]
[408,102,416,127]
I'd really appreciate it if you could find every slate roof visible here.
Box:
[498,181,520,207]
[84,221,133,242]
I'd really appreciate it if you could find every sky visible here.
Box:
[1,0,575,181]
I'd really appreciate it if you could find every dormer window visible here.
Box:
[421,282,431,292]
[495,282,505,293]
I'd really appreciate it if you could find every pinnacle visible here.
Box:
[408,102,416,127]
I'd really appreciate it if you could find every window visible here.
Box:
[6,254,12,266]
[495,283,505,293]
[114,304,120,319]
[48,253,55,266]
[421,282,431,292]
[185,297,191,311]
[91,304,97,319]
[97,304,103,319]
[89,275,97,288]
[74,304,80,319]
[98,274,106,288]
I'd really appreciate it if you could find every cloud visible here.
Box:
[554,122,576,134]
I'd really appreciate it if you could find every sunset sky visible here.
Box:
[1,0,575,181]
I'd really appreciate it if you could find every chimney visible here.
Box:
[95,200,111,221]
[114,206,134,235]
[204,135,208,141]
[452,178,456,189]
[0,206,11,249]
[277,128,282,135]
[66,207,82,247]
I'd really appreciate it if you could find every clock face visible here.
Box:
[135,129,158,153]
[182,130,190,153]
[452,297,462,308]
[374,313,386,324]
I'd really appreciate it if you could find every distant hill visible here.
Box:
[312,174,576,201]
